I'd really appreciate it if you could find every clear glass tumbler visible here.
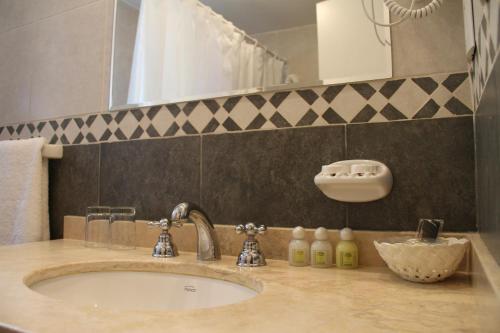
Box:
[85,206,111,247]
[109,207,136,250]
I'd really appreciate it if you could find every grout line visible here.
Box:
[199,136,203,206]
[344,124,348,158]
[345,204,349,228]
[28,67,34,123]
[471,88,480,231]
[97,143,102,205]
[0,0,101,35]
[344,124,349,228]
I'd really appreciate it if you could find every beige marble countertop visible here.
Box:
[0,240,498,333]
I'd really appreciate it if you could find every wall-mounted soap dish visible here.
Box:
[314,160,392,202]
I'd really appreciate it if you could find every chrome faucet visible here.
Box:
[170,202,221,261]
[235,222,267,267]
[148,218,182,258]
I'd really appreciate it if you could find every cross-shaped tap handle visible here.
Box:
[148,218,183,231]
[235,222,266,236]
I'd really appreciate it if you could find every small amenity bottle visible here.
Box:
[310,227,333,268]
[288,226,310,266]
[336,228,358,269]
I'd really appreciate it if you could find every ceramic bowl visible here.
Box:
[374,237,469,283]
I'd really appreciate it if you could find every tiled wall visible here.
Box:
[0,0,113,125]
[48,114,476,239]
[0,2,477,240]
[470,0,500,105]
[390,0,467,78]
[0,0,467,126]
[0,70,474,238]
[0,72,473,143]
[471,0,500,264]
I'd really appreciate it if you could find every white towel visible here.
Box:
[0,138,49,245]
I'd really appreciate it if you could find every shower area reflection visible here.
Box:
[110,0,391,109]
[115,0,288,106]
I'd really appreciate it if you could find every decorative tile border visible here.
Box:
[0,72,473,145]
[470,0,500,107]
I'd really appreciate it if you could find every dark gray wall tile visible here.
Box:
[476,57,500,264]
[201,126,346,229]
[48,114,482,237]
[49,144,100,239]
[100,137,200,220]
[346,117,476,231]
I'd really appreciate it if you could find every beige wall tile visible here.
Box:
[0,0,30,34]
[0,0,99,34]
[99,0,115,113]
[391,0,467,77]
[0,25,35,124]
[63,216,86,240]
[30,0,109,120]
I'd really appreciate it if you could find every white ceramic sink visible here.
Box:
[29,270,258,310]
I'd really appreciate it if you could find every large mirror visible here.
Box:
[110,0,391,110]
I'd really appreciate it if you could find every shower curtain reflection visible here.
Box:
[127,0,287,105]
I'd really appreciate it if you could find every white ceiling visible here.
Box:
[122,0,322,34]
[201,0,322,34]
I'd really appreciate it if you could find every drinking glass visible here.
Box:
[109,207,136,250]
[85,206,111,247]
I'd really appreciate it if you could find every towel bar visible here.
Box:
[42,144,63,159]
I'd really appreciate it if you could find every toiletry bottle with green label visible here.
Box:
[311,227,333,268]
[288,226,310,266]
[336,228,358,269]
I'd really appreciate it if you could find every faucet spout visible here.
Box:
[171,202,221,261]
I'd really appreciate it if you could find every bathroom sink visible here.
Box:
[26,262,259,311]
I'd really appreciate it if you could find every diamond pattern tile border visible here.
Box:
[470,0,499,108]
[0,72,473,145]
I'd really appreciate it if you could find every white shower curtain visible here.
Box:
[127,0,287,104]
